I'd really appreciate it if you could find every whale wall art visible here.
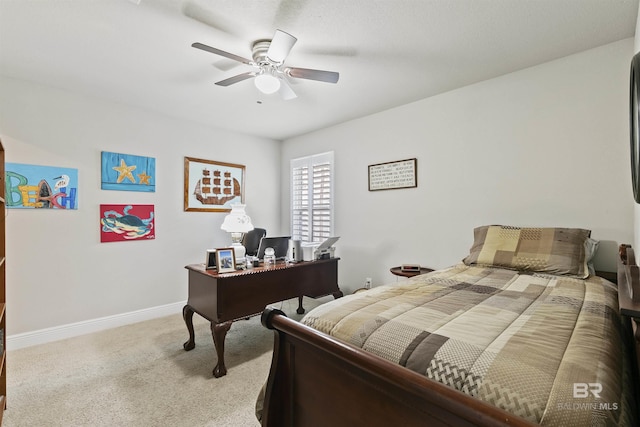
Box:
[100,204,155,243]
[5,163,78,209]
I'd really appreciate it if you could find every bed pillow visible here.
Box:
[463,225,591,278]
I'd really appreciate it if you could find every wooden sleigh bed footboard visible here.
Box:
[260,243,640,427]
[259,308,537,427]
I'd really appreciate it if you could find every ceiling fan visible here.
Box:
[192,30,339,100]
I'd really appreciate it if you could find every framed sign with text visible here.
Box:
[368,158,417,191]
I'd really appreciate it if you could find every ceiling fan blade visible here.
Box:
[192,42,253,65]
[286,67,339,84]
[267,30,297,63]
[278,78,297,100]
[215,72,257,86]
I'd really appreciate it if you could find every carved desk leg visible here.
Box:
[211,320,233,378]
[182,304,196,351]
[297,296,306,314]
[297,289,344,314]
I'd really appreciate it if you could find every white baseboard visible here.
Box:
[7,301,186,351]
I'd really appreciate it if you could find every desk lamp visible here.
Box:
[220,203,254,265]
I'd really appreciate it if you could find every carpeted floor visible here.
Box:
[3,298,319,427]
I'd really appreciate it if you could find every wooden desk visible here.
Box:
[183,258,342,377]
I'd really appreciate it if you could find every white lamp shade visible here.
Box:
[254,73,281,94]
[220,203,254,233]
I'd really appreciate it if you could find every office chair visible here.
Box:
[242,228,267,257]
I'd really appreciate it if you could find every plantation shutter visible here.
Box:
[291,152,334,243]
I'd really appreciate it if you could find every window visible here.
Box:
[290,151,334,243]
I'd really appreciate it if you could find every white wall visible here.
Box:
[1,37,635,344]
[282,39,635,293]
[0,76,282,339]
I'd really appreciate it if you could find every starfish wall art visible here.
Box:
[101,151,156,192]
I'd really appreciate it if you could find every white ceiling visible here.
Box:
[0,0,638,140]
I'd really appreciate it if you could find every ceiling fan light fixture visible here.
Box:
[254,73,281,94]
[193,29,339,101]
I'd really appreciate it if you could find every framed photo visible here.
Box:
[205,249,217,270]
[184,157,245,212]
[368,158,417,191]
[215,247,236,273]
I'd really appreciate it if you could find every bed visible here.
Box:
[257,226,640,426]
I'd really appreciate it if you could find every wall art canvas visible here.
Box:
[5,163,78,209]
[184,157,245,212]
[101,151,156,192]
[100,204,155,242]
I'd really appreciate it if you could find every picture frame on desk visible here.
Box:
[205,249,217,270]
[215,247,236,273]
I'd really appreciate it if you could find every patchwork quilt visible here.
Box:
[301,264,636,426]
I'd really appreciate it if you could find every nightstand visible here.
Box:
[390,266,434,278]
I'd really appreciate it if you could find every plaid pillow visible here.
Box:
[463,225,591,278]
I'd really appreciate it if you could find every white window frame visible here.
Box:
[290,151,334,243]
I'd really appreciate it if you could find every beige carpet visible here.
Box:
[3,298,320,427]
